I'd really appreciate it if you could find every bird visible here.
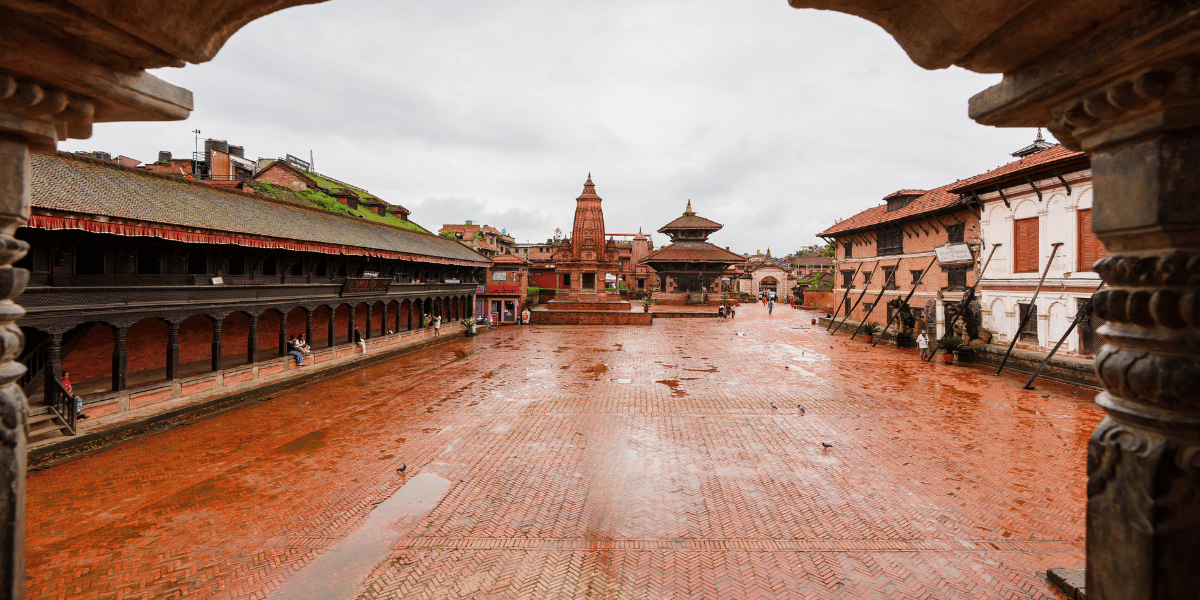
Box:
[397,464,407,473]
[785,366,790,370]
[798,406,806,414]
[771,403,778,410]
[820,442,833,449]
[1042,394,1050,398]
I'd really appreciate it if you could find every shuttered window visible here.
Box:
[843,242,853,259]
[841,270,855,289]
[1014,217,1039,273]
[1077,209,1108,271]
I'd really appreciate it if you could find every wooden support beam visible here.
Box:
[1052,169,1072,195]
[996,186,1011,208]
[1024,176,1043,200]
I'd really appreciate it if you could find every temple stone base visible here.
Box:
[528,308,651,325]
[542,294,632,312]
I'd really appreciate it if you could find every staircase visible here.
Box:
[28,376,75,438]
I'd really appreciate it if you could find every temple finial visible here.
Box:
[1035,128,1044,141]
[684,199,694,216]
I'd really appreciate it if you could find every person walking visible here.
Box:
[917,330,930,361]
[767,299,774,315]
[729,305,736,319]
[354,327,368,356]
[521,307,531,324]
[434,315,442,336]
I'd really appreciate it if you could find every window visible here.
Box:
[186,249,207,275]
[637,279,645,290]
[843,242,852,259]
[947,223,965,243]
[862,271,873,285]
[947,265,968,289]
[262,256,277,276]
[882,267,898,290]
[227,252,245,275]
[841,270,855,289]
[290,260,304,276]
[563,273,571,287]
[1014,217,1039,273]
[136,245,161,275]
[910,270,924,285]
[877,229,903,255]
[74,243,104,275]
[862,302,873,315]
[1018,303,1038,342]
[844,297,852,316]
[315,260,327,277]
[886,196,915,212]
[1077,209,1108,271]
[582,273,595,288]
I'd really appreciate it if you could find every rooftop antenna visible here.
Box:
[192,129,201,177]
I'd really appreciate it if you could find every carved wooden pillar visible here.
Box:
[364,303,372,339]
[165,320,180,380]
[277,310,288,357]
[305,308,313,345]
[246,314,258,365]
[210,317,223,372]
[326,306,335,347]
[43,331,62,408]
[347,305,356,343]
[110,324,127,392]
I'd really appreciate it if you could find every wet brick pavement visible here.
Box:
[27,303,1100,599]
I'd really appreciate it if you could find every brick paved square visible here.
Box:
[26,304,1097,599]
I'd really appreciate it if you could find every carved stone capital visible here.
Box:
[0,74,97,151]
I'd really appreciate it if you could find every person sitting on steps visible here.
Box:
[286,336,306,367]
[61,371,87,420]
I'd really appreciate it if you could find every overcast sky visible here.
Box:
[61,0,1041,255]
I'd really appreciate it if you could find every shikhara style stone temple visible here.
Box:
[642,201,744,305]
[531,176,648,325]
[0,1,1198,597]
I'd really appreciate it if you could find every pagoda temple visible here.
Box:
[642,200,744,304]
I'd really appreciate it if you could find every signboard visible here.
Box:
[362,271,379,279]
[285,154,311,172]
[445,278,460,284]
[486,284,521,295]
[211,277,224,285]
[476,285,486,294]
[341,278,392,296]
[491,272,508,281]
[935,243,974,265]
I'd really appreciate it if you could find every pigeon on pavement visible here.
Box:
[820,442,833,449]
[397,464,407,473]
[771,403,778,410]
[798,406,806,414]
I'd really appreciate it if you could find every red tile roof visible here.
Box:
[821,145,1085,237]
[491,253,528,265]
[642,241,745,264]
[658,214,723,233]
[883,189,926,200]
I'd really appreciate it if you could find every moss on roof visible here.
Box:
[245,181,429,233]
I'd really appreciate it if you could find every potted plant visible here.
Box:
[861,321,882,344]
[642,297,653,313]
[936,335,965,364]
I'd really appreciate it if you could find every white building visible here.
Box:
[951,134,1105,355]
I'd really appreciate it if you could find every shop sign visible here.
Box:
[476,285,486,293]
[341,277,392,296]
[492,272,508,281]
[487,284,521,294]
[935,243,974,265]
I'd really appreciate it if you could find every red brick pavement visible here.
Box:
[27,303,1099,599]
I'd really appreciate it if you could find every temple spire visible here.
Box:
[684,199,694,216]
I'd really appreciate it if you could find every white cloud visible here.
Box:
[63,0,1032,254]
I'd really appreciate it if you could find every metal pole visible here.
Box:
[1022,281,1104,389]
[831,267,875,334]
[874,257,938,347]
[925,243,1001,362]
[849,282,890,340]
[995,242,1063,376]
[825,260,864,331]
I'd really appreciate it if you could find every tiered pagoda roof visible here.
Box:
[642,201,743,266]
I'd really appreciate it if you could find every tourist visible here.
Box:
[717,305,725,321]
[729,305,736,319]
[61,371,87,420]
[354,327,368,355]
[434,315,442,336]
[286,336,306,366]
[296,334,312,355]
[521,307,531,324]
[767,299,774,315]
[917,330,930,360]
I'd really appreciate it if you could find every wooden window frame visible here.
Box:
[1014,217,1039,273]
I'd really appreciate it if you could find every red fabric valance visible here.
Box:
[26,214,481,267]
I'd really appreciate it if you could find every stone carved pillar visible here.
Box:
[110,325,127,392]
[0,133,28,600]
[246,314,258,365]
[166,321,180,381]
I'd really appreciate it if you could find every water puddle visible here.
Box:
[268,472,452,600]
[655,379,687,397]
[611,378,632,384]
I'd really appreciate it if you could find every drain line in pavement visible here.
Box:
[266,472,452,600]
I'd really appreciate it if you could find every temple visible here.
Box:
[642,200,744,305]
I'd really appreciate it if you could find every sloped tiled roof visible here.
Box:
[883,189,926,200]
[491,253,528,265]
[642,241,745,264]
[659,214,723,232]
[821,145,1085,237]
[30,152,490,265]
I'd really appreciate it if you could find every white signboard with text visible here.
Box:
[935,243,974,265]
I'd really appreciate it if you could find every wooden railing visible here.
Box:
[44,376,77,436]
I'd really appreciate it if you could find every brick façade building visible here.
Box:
[18,152,489,437]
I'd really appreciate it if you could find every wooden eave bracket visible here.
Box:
[1024,177,1043,200]
[1052,169,1072,195]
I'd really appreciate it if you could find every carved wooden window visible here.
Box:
[862,302,873,315]
[1014,217,1039,273]
[186,250,207,275]
[1077,209,1108,271]
[946,265,968,289]
[136,245,162,275]
[877,229,904,256]
[947,223,965,243]
[841,270,855,289]
[1018,303,1038,341]
[862,271,873,285]
[910,269,924,285]
[883,266,898,290]
[262,256,277,276]
[844,297,852,316]
[843,242,852,259]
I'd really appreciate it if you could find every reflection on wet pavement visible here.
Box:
[26,303,1100,599]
